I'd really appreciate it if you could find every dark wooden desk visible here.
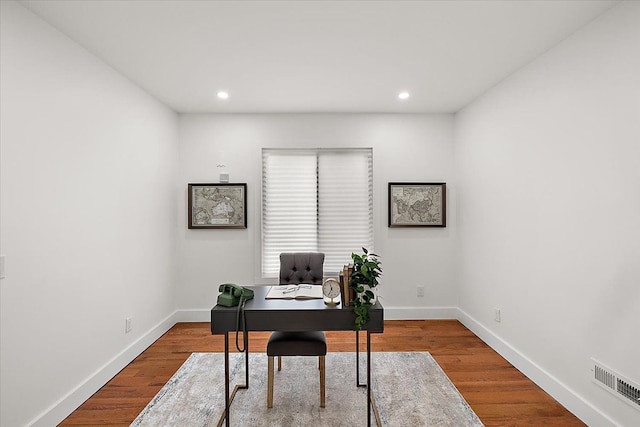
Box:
[211,285,384,427]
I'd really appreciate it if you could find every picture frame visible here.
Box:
[388,182,446,227]
[188,183,247,229]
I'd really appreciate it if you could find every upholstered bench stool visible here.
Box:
[267,330,327,408]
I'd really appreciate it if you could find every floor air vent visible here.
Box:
[592,358,640,411]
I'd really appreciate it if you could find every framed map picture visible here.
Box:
[188,183,247,229]
[388,182,446,227]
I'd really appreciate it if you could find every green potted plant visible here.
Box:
[350,247,382,330]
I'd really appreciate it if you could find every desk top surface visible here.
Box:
[211,285,383,333]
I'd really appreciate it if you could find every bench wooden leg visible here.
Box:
[319,355,325,408]
[267,356,274,408]
[268,355,325,409]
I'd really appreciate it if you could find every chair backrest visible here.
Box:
[279,252,325,285]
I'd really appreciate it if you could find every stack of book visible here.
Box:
[339,264,355,306]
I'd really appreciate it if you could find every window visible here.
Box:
[262,148,373,277]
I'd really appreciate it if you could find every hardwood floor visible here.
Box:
[60,320,585,426]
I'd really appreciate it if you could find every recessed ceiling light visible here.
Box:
[398,91,410,100]
[217,91,229,99]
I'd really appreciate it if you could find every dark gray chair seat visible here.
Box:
[267,331,327,356]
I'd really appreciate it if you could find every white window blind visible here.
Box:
[262,148,373,277]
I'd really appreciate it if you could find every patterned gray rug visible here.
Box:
[131,352,483,426]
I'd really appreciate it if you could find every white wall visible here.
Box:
[177,114,457,318]
[0,2,179,426]
[3,0,637,425]
[454,2,640,426]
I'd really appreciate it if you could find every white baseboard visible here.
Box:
[175,308,212,322]
[382,306,458,320]
[174,306,459,322]
[29,310,179,427]
[456,308,618,427]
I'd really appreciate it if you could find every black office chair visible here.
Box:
[267,252,327,408]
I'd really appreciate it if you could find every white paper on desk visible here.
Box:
[265,284,323,299]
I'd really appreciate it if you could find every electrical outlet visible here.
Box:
[494,309,501,323]
[417,285,425,297]
[125,317,133,333]
[0,255,5,279]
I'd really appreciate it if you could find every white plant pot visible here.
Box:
[356,284,377,304]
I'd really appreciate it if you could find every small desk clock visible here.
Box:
[322,277,341,305]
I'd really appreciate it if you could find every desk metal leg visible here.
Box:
[356,331,361,386]
[367,331,371,427]
[217,333,250,427]
[355,331,381,427]
[244,331,249,387]
[224,332,230,427]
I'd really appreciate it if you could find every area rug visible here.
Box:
[131,352,483,426]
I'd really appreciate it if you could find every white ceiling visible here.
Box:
[20,0,619,113]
